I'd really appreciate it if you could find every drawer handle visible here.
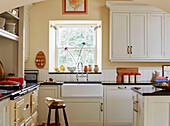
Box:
[130,46,132,54]
[100,103,103,111]
[127,46,130,54]
[118,87,127,89]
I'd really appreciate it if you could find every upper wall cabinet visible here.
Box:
[107,1,169,62]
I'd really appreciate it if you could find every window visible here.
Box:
[49,21,102,72]
[57,25,96,67]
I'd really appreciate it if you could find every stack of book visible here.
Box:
[45,97,64,106]
[155,77,169,83]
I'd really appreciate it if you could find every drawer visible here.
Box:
[14,97,25,125]
[31,89,38,114]
[31,111,38,126]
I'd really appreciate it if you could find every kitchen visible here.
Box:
[1,0,170,126]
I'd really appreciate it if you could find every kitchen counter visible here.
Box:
[40,81,154,85]
[102,82,154,85]
[0,83,39,101]
[131,86,170,96]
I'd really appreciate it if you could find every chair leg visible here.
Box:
[55,108,60,126]
[47,108,51,126]
[63,107,69,126]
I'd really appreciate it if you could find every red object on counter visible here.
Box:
[0,93,2,97]
[6,77,24,85]
[0,80,19,84]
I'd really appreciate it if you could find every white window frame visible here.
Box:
[55,25,97,67]
[49,20,102,72]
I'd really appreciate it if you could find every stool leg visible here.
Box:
[55,108,60,126]
[63,107,69,126]
[47,108,51,126]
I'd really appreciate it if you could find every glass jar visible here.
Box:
[130,73,135,83]
[123,73,129,83]
[136,73,141,83]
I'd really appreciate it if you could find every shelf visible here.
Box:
[49,72,102,74]
[0,11,19,20]
[0,29,19,41]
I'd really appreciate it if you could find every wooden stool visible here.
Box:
[47,104,69,126]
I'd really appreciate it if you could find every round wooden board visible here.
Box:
[35,51,46,69]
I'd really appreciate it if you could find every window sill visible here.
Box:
[49,72,102,74]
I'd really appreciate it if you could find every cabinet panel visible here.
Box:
[106,86,133,126]
[62,98,103,126]
[130,13,147,58]
[165,14,170,57]
[0,98,9,126]
[111,12,129,59]
[38,85,60,125]
[148,14,164,58]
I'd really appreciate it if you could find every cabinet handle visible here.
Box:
[127,46,130,54]
[118,87,127,89]
[130,46,132,54]
[100,103,103,111]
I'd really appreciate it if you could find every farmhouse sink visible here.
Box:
[61,82,103,97]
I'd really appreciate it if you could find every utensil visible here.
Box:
[0,61,5,80]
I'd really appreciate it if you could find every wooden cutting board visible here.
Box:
[117,68,138,83]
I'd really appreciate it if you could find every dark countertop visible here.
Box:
[131,86,170,96]
[0,83,39,101]
[40,81,154,85]
[102,82,154,85]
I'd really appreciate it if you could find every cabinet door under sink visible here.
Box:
[61,98,103,126]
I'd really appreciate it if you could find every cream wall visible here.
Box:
[25,0,170,69]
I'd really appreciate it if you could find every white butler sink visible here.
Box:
[61,83,103,97]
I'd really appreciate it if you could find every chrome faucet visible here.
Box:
[76,62,88,81]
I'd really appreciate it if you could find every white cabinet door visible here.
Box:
[105,86,133,126]
[0,98,9,126]
[38,85,60,125]
[148,14,164,58]
[110,12,129,59]
[130,13,147,58]
[165,14,170,58]
[62,98,103,126]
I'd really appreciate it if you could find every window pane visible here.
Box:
[85,49,94,66]
[68,28,85,47]
[58,49,67,66]
[67,49,85,66]
[85,28,94,47]
[59,28,67,47]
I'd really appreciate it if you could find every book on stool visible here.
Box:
[45,97,64,106]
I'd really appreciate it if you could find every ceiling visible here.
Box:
[134,0,170,13]
[0,0,44,13]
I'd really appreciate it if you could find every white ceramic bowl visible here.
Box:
[67,67,76,72]
[0,17,5,27]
